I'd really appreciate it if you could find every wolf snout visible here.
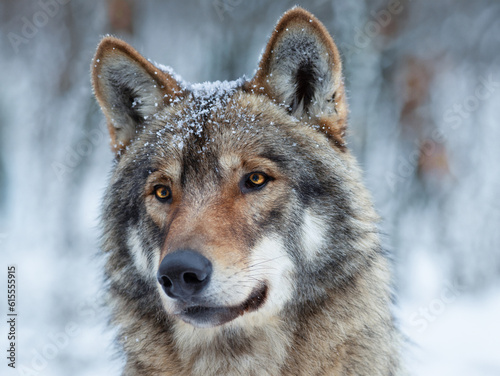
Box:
[157,250,212,300]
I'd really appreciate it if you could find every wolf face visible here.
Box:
[100,83,362,329]
[92,7,400,375]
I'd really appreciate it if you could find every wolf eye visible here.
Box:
[154,185,172,202]
[248,173,266,185]
[242,172,270,193]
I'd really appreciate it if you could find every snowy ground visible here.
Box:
[399,251,500,376]
[402,289,500,376]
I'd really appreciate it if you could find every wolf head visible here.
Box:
[92,8,382,331]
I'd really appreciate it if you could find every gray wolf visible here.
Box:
[91,7,403,375]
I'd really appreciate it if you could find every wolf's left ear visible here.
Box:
[248,7,348,148]
[91,37,183,153]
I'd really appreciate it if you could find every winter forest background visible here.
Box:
[1,0,499,375]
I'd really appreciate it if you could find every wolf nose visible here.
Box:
[157,250,212,300]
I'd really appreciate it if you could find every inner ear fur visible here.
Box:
[91,36,183,153]
[247,7,348,150]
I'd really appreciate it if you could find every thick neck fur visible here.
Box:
[117,302,293,375]
[171,318,292,375]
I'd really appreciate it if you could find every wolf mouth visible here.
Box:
[178,284,268,327]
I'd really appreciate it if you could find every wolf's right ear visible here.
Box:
[91,37,182,153]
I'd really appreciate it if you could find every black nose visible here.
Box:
[157,250,212,300]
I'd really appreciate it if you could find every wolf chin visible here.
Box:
[91,7,403,376]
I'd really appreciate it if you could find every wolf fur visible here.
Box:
[91,7,403,376]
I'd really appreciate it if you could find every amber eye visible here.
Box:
[154,185,172,202]
[249,173,266,185]
[242,172,270,193]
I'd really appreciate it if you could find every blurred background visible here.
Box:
[1,0,499,375]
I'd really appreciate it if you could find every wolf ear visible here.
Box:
[91,37,182,153]
[248,7,348,148]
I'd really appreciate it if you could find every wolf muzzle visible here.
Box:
[157,250,212,301]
